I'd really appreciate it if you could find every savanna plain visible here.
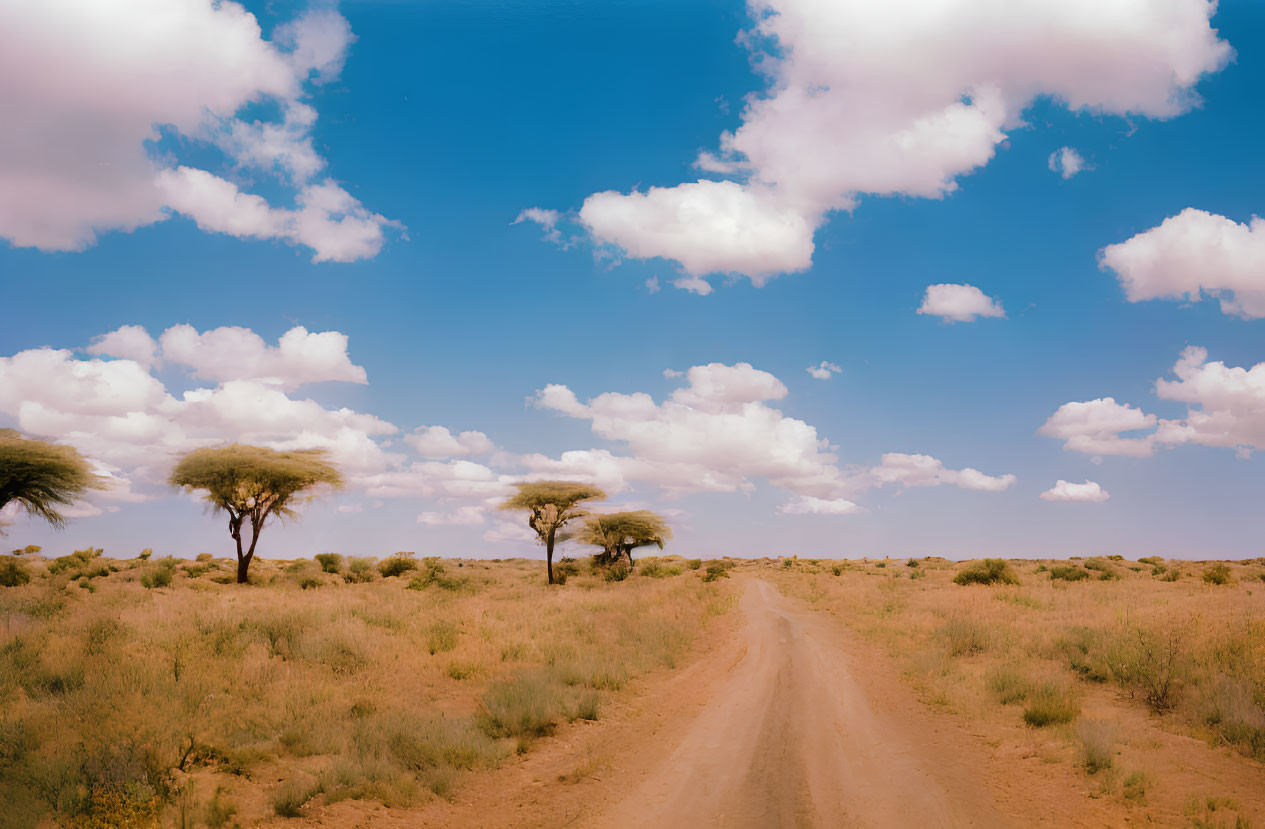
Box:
[1,549,1263,828]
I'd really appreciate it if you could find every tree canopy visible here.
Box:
[574,510,672,566]
[169,444,343,583]
[499,480,605,584]
[0,429,101,533]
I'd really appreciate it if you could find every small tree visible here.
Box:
[169,444,343,584]
[574,510,672,567]
[499,481,605,584]
[0,429,101,533]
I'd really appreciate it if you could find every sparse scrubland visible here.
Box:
[0,550,730,827]
[769,555,1265,825]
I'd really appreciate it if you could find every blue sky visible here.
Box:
[1,0,1262,560]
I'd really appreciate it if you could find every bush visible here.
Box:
[315,553,342,574]
[1023,681,1079,727]
[1049,565,1090,582]
[137,548,153,561]
[344,558,376,583]
[939,616,992,657]
[1202,564,1233,585]
[477,673,563,739]
[379,555,419,578]
[272,779,320,817]
[1160,569,1181,582]
[1110,624,1190,712]
[10,545,40,556]
[407,558,466,591]
[299,577,322,590]
[140,558,177,589]
[638,561,681,579]
[195,552,213,563]
[953,559,1019,586]
[1083,558,1119,580]
[700,563,729,583]
[988,667,1031,704]
[0,556,31,587]
[686,559,702,571]
[906,558,919,568]
[604,563,631,582]
[1138,556,1163,566]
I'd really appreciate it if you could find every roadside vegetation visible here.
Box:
[0,551,731,826]
[767,555,1265,824]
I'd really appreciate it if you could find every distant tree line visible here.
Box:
[1,431,672,585]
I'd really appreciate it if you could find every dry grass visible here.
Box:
[764,556,1265,812]
[0,552,730,826]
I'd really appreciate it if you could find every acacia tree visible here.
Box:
[499,480,605,584]
[575,510,672,567]
[0,429,101,534]
[169,444,343,583]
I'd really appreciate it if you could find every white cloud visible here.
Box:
[86,325,160,369]
[1043,347,1265,459]
[512,207,563,245]
[0,1,394,260]
[1038,397,1158,457]
[406,426,495,459]
[159,324,367,390]
[1040,479,1109,503]
[337,504,364,514]
[777,496,863,515]
[1047,146,1087,179]
[531,362,845,501]
[673,275,716,296]
[1100,208,1265,319]
[645,276,661,294]
[806,361,842,380]
[482,517,538,545]
[867,453,1016,492]
[917,284,1005,322]
[567,0,1229,282]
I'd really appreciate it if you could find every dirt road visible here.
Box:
[596,579,1005,828]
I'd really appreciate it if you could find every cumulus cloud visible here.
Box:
[1100,208,1265,318]
[0,1,395,260]
[0,324,396,519]
[806,361,841,380]
[917,284,1005,322]
[565,1,1229,283]
[1043,347,1265,458]
[528,362,1014,514]
[406,426,495,459]
[158,324,367,390]
[1047,147,1088,179]
[1040,479,1109,503]
[673,275,716,295]
[1038,397,1158,457]
[866,453,1016,492]
[86,325,160,368]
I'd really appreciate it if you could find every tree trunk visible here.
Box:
[232,520,247,584]
[545,526,556,585]
[237,520,262,584]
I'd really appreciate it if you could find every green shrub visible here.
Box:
[604,563,631,582]
[939,616,992,657]
[1083,558,1119,580]
[686,559,702,571]
[195,552,213,563]
[0,556,31,587]
[1049,565,1089,582]
[953,559,1019,586]
[407,558,467,591]
[1107,554,1124,561]
[140,558,177,589]
[137,548,153,560]
[1138,556,1163,566]
[315,553,342,573]
[299,577,322,590]
[1202,564,1233,585]
[906,558,920,568]
[700,563,729,583]
[638,561,681,579]
[344,558,376,583]
[1160,569,1181,582]
[831,564,845,576]
[10,545,40,556]
[1023,682,1079,727]
[1109,624,1190,713]
[379,555,419,578]
[988,667,1031,704]
[1059,626,1112,683]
